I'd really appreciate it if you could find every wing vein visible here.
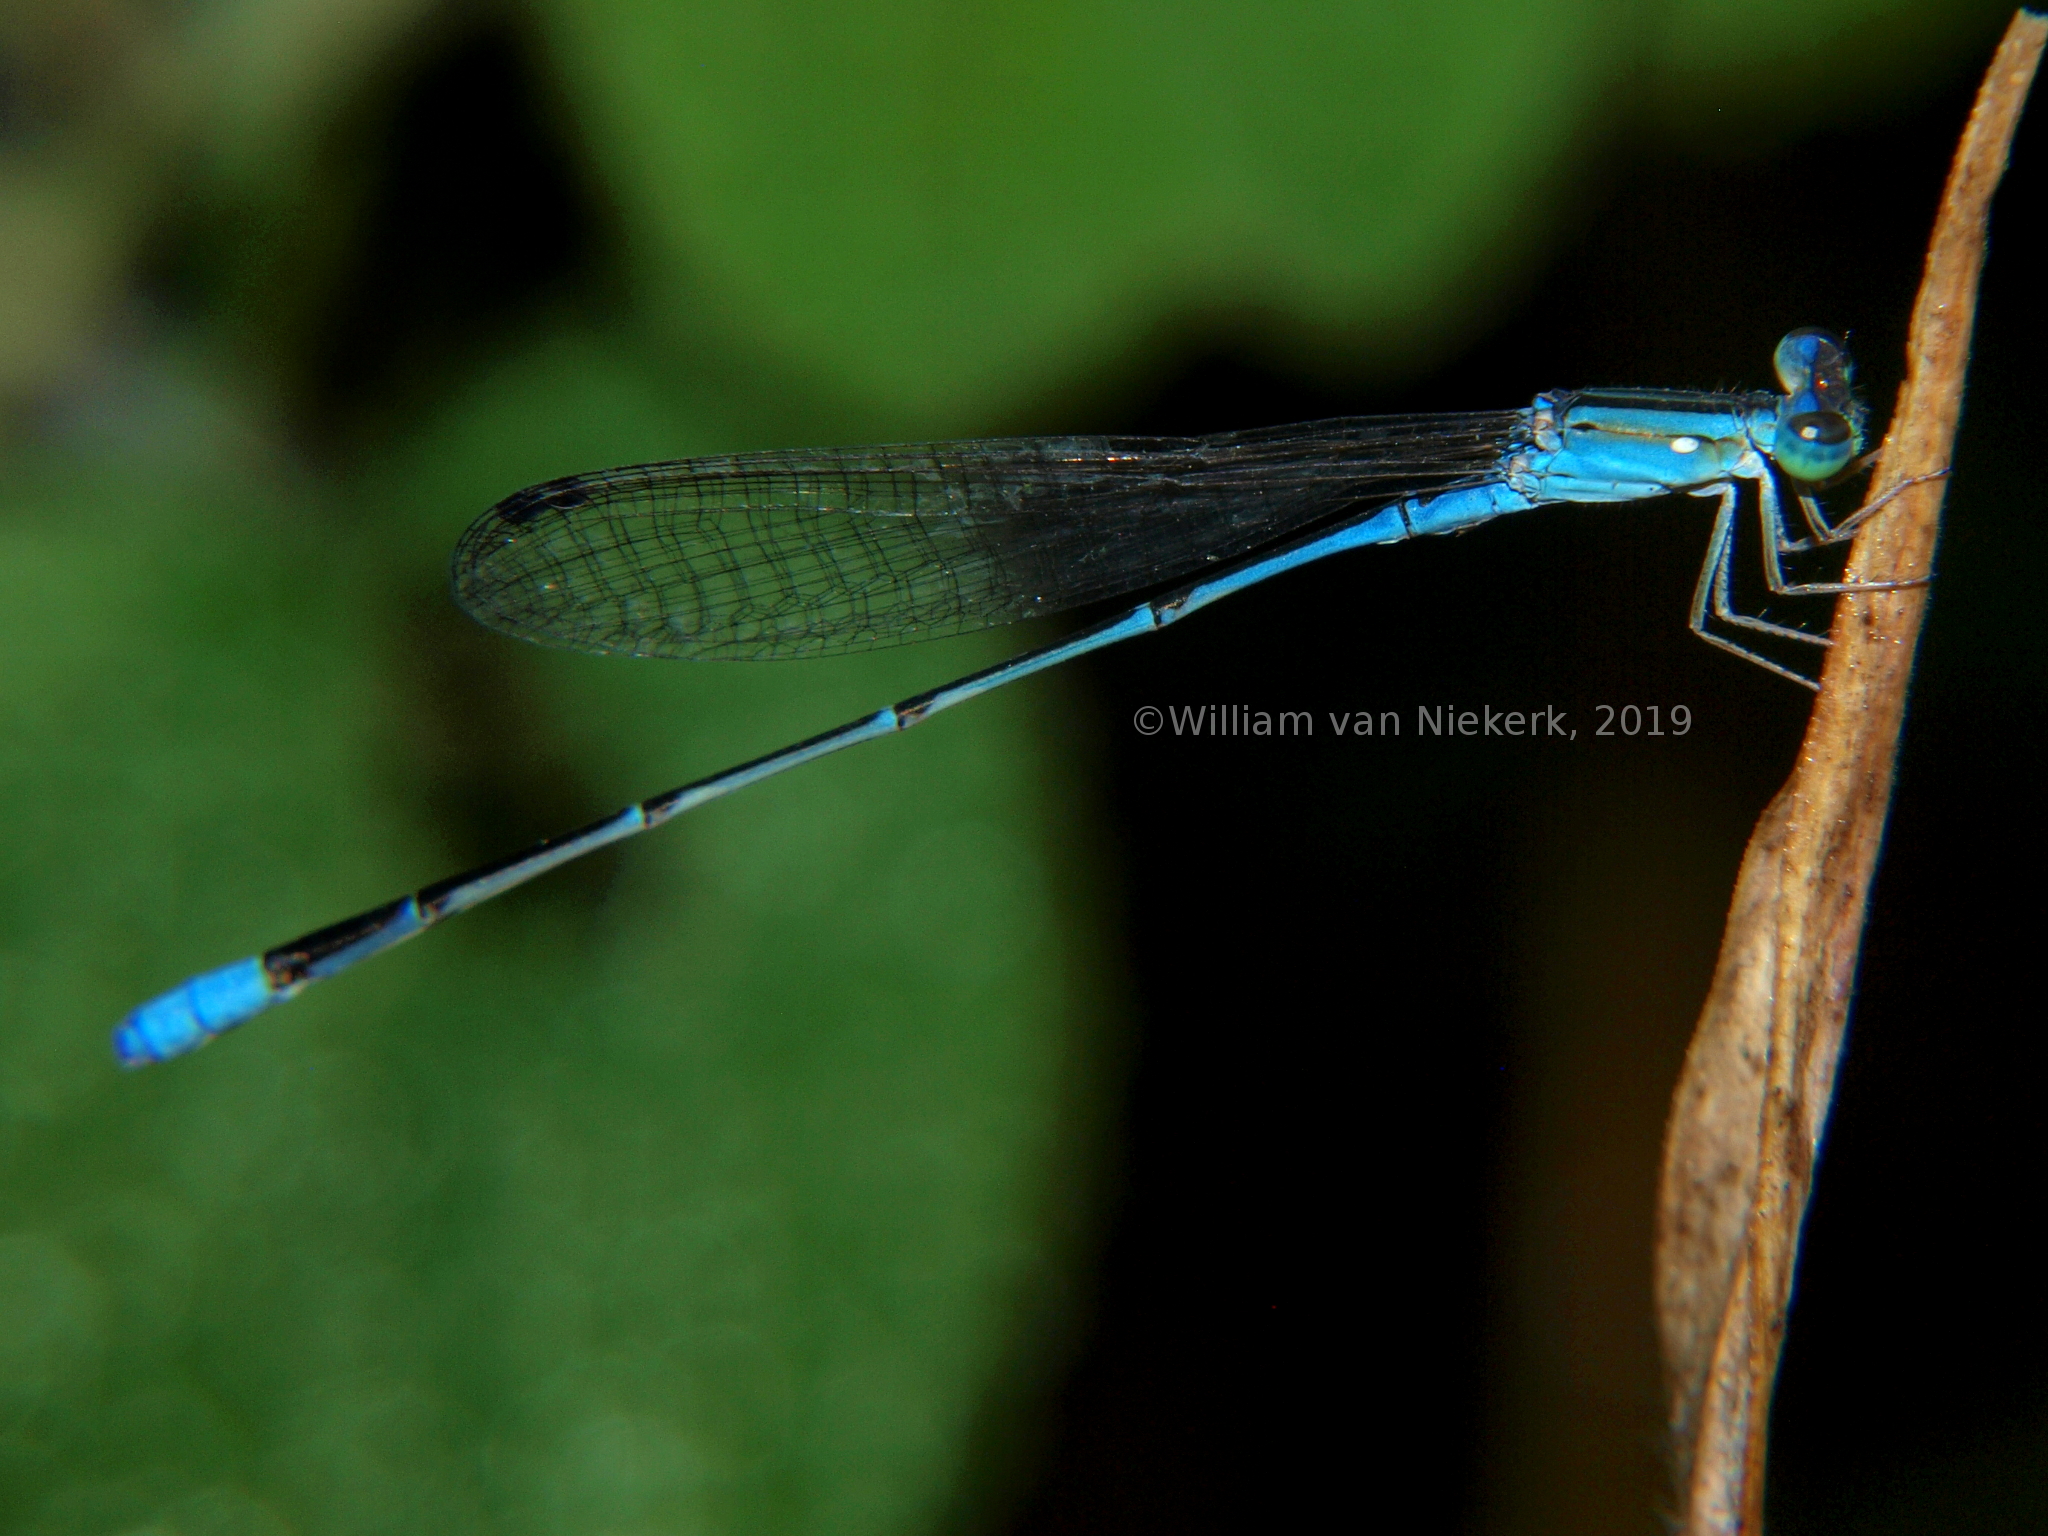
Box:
[451,414,1527,660]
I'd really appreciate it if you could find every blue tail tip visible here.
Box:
[112,956,277,1067]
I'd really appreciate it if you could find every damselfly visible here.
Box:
[113,328,1918,1065]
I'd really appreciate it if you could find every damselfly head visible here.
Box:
[1771,328,1865,483]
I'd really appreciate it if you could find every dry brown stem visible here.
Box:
[1654,14,2046,1534]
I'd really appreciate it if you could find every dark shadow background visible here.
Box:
[262,18,2048,1535]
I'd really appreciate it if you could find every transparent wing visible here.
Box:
[450,412,1526,660]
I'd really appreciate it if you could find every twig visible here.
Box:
[1653,14,2045,1534]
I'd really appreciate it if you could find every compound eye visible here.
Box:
[1775,327,1850,394]
[1776,409,1855,482]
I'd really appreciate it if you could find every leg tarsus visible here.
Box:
[1758,467,1943,597]
[1803,466,1951,545]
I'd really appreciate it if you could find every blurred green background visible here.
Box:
[1,2,2039,1534]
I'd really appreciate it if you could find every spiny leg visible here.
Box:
[1801,465,1950,544]
[1709,482,1831,647]
[1688,483,1823,690]
[1757,468,1939,598]
[1786,451,1882,546]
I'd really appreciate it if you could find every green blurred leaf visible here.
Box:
[525,0,1997,425]
[1648,0,2005,123]
[534,0,1639,421]
[0,334,1111,1534]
